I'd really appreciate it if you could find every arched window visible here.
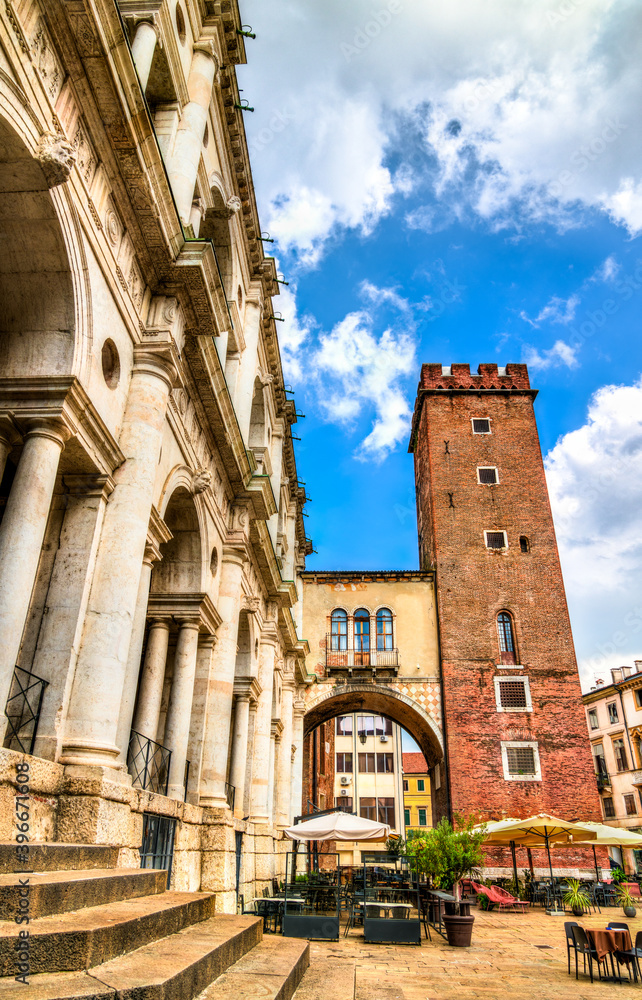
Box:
[330,609,347,651]
[354,608,370,664]
[497,612,516,665]
[376,608,393,651]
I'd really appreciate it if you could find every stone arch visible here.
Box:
[202,181,233,299]
[248,377,266,448]
[235,610,257,677]
[304,682,443,770]
[152,484,205,594]
[0,106,84,381]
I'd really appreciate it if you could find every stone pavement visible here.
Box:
[293,907,641,1000]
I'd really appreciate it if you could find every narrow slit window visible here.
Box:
[497,612,516,664]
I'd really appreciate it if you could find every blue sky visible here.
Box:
[237,0,642,690]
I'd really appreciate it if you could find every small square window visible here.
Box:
[472,418,491,434]
[588,709,599,731]
[501,740,541,781]
[485,530,507,550]
[608,703,619,725]
[495,677,531,712]
[478,467,498,485]
[403,779,408,791]
[603,797,615,819]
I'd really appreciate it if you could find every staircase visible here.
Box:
[0,843,309,999]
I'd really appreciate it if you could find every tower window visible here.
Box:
[519,535,530,553]
[501,740,541,781]
[330,608,347,651]
[472,418,491,434]
[494,676,531,712]
[478,467,498,485]
[497,611,516,664]
[376,608,393,650]
[485,531,507,549]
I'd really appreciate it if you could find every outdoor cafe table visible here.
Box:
[365,901,412,918]
[585,927,633,982]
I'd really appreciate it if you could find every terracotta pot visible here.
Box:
[443,913,475,947]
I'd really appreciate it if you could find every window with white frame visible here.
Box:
[500,741,541,781]
[494,676,532,712]
[477,466,498,485]
[472,417,491,434]
[587,708,599,730]
[485,530,507,550]
[607,702,619,724]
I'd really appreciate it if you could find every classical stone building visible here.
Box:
[0,0,311,910]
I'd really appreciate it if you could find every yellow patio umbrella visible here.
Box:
[474,813,599,882]
[570,822,642,880]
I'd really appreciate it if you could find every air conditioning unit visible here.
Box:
[340,789,347,796]
[340,776,350,785]
[379,735,389,742]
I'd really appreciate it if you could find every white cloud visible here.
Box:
[591,254,620,283]
[523,339,579,370]
[239,0,642,260]
[521,294,580,328]
[545,377,642,689]
[312,310,416,460]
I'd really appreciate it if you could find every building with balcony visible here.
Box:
[402,751,432,835]
[582,663,642,871]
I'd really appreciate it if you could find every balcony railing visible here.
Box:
[596,770,612,790]
[325,636,399,672]
[127,730,171,796]
[225,782,236,811]
[3,666,48,755]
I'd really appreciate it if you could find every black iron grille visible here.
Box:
[127,730,171,796]
[478,467,498,484]
[498,680,528,708]
[486,531,506,549]
[506,747,536,775]
[140,812,176,888]
[473,418,491,433]
[3,666,48,754]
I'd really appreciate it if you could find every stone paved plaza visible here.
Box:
[294,908,642,1000]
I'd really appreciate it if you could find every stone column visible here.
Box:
[244,698,258,817]
[115,543,161,764]
[167,42,218,223]
[235,298,261,441]
[164,618,201,800]
[229,690,251,817]
[199,545,245,807]
[31,475,114,762]
[0,419,68,722]
[276,681,294,826]
[131,619,170,742]
[250,633,277,823]
[189,197,205,237]
[61,341,177,768]
[131,19,159,92]
[290,699,305,820]
[268,722,282,825]
[267,422,284,547]
[184,633,215,803]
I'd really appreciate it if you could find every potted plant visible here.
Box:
[616,884,638,918]
[562,879,590,917]
[403,816,487,947]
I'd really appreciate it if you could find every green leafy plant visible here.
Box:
[477,892,491,910]
[611,867,627,884]
[562,878,590,915]
[616,884,637,911]
[401,815,487,912]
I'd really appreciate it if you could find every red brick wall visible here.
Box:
[300,722,337,866]
[411,363,602,826]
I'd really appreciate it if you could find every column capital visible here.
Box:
[234,676,261,702]
[175,615,202,631]
[133,338,180,390]
[24,416,70,450]
[193,38,219,69]
[63,474,115,500]
[146,592,222,634]
[148,617,171,632]
[271,719,284,739]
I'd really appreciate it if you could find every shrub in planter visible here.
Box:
[616,884,638,918]
[402,816,487,947]
[562,879,590,917]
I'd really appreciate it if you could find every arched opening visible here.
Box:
[0,118,75,377]
[497,611,517,665]
[248,378,266,450]
[152,487,203,594]
[201,186,233,299]
[234,611,253,677]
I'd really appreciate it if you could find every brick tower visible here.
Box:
[409,363,601,825]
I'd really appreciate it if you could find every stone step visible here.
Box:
[292,957,355,1000]
[0,914,262,1000]
[197,936,309,1000]
[0,868,166,921]
[0,890,214,975]
[0,844,119,875]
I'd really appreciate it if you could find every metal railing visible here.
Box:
[127,730,171,796]
[596,770,611,790]
[4,666,48,754]
[183,759,190,802]
[325,636,399,670]
[225,782,235,811]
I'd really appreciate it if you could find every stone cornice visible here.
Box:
[0,376,124,475]
[146,592,222,634]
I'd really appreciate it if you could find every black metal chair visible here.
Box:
[614,928,642,983]
[564,921,580,975]
[571,926,604,983]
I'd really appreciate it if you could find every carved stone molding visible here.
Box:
[190,469,212,495]
[36,132,76,187]
[241,595,260,615]
[257,367,274,387]
[146,592,221,634]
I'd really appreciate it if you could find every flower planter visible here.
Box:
[443,913,474,947]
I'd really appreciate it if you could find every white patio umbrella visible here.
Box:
[571,822,642,880]
[474,813,599,882]
[284,811,390,842]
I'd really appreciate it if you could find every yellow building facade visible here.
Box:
[402,752,432,835]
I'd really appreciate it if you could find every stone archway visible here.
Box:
[304,681,443,769]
